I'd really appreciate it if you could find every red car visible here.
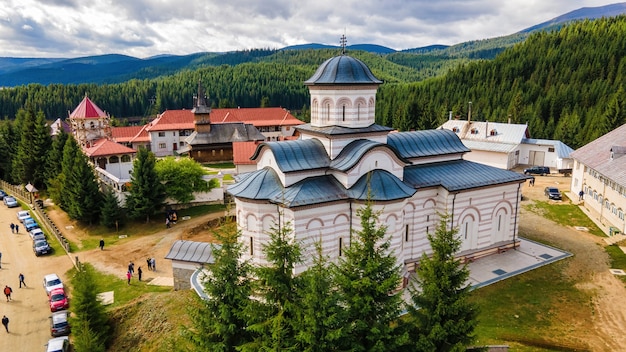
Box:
[49,288,69,312]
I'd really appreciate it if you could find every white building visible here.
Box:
[227,53,528,278]
[570,124,626,235]
[440,119,574,171]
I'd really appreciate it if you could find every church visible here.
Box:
[227,51,528,278]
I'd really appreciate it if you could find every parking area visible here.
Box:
[0,197,74,351]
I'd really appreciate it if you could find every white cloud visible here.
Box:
[0,0,620,57]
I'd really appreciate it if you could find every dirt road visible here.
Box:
[0,203,74,351]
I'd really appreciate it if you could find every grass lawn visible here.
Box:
[202,162,235,169]
[524,201,605,237]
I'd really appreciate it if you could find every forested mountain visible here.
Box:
[1,16,626,150]
[376,16,626,149]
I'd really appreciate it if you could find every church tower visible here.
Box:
[192,80,212,133]
[68,95,112,147]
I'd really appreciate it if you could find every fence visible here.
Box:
[0,180,71,254]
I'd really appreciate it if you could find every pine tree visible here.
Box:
[31,110,52,189]
[65,150,103,224]
[0,120,17,181]
[70,263,110,351]
[45,129,69,188]
[294,243,345,352]
[12,109,36,185]
[58,136,81,212]
[333,201,406,352]
[241,220,302,351]
[406,214,478,352]
[186,221,253,351]
[124,147,166,223]
[100,188,123,229]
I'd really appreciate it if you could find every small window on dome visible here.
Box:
[490,129,497,136]
[452,127,460,133]
[470,128,479,134]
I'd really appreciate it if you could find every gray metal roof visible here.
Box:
[273,175,350,207]
[387,129,470,159]
[296,123,393,136]
[440,120,529,144]
[251,139,330,172]
[165,240,218,263]
[522,138,575,159]
[462,140,519,153]
[348,169,416,201]
[403,159,527,192]
[330,139,408,171]
[186,123,265,146]
[570,123,626,185]
[304,55,382,85]
[227,167,282,200]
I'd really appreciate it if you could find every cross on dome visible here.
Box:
[340,34,347,55]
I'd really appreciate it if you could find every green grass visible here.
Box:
[470,261,593,351]
[524,201,605,237]
[67,264,171,310]
[606,244,626,283]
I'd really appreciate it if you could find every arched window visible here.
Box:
[121,155,131,162]
[342,105,346,121]
[109,156,119,164]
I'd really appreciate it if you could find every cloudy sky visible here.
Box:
[0,0,621,58]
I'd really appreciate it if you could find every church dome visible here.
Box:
[304,55,382,85]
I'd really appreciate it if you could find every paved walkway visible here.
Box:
[467,237,571,289]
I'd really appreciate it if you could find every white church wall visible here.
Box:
[309,85,378,128]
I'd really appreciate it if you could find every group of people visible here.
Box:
[0,273,25,333]
[165,210,178,228]
[126,260,148,284]
[8,223,19,234]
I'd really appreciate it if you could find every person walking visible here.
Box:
[147,258,152,271]
[151,257,156,271]
[138,266,143,281]
[10,223,15,234]
[579,190,584,201]
[18,273,26,288]
[1,315,8,333]
[99,239,105,250]
[126,271,131,285]
[14,224,18,233]
[128,261,134,276]
[4,285,12,301]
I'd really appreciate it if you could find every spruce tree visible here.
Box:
[45,129,69,188]
[186,221,252,351]
[100,188,123,229]
[406,214,478,352]
[65,149,103,224]
[241,220,302,351]
[294,243,345,352]
[31,110,52,189]
[0,120,17,182]
[71,263,110,351]
[124,147,165,223]
[58,136,81,213]
[333,201,406,352]
[12,109,36,185]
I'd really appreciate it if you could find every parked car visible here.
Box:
[43,274,64,296]
[49,310,70,337]
[34,239,51,256]
[17,210,30,222]
[49,288,69,312]
[0,190,7,199]
[3,196,18,208]
[544,187,562,200]
[30,228,45,241]
[523,166,550,176]
[24,218,39,232]
[46,336,70,352]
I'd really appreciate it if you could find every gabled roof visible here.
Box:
[147,110,195,132]
[440,119,530,144]
[522,138,575,159]
[210,107,304,127]
[251,139,330,172]
[165,240,218,263]
[83,138,136,157]
[49,118,71,136]
[403,159,527,192]
[69,96,108,119]
[186,123,266,146]
[348,170,416,201]
[387,129,470,159]
[111,125,150,143]
[233,141,261,165]
[570,123,626,185]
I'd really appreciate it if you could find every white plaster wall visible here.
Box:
[518,144,562,168]
[150,130,181,157]
[576,165,626,234]
[309,85,378,128]
[462,150,509,169]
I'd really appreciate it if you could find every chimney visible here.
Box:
[449,111,452,120]
[468,101,472,122]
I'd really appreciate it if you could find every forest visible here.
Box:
[1,16,626,149]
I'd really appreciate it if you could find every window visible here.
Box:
[548,147,555,152]
[109,156,119,164]
[250,237,254,255]
[342,105,346,121]
[471,128,479,134]
[121,155,131,162]
[339,238,343,257]
[158,143,166,149]
[619,209,624,220]
[158,132,165,137]
[490,129,497,136]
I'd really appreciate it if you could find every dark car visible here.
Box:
[524,166,550,176]
[49,310,70,337]
[34,239,51,256]
[544,187,562,200]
